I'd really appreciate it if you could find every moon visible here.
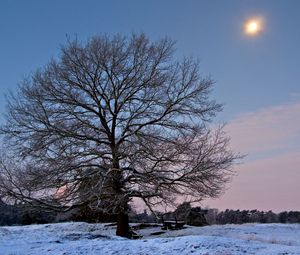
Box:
[244,18,263,36]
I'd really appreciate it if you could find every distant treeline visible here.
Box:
[1,200,300,226]
[130,206,300,225]
[0,200,57,226]
[206,209,300,225]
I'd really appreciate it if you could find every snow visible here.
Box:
[1,222,300,255]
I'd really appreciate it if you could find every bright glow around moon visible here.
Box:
[244,18,263,36]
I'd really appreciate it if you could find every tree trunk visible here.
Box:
[116,210,130,238]
[111,150,131,238]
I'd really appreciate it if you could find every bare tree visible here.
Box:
[0,34,238,237]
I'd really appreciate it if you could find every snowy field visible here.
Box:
[1,222,300,255]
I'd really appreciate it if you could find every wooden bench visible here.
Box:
[161,219,185,230]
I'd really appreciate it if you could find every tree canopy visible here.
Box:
[0,34,238,237]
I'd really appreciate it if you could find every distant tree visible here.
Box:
[249,210,260,223]
[287,211,300,223]
[264,210,278,223]
[278,211,288,223]
[129,209,152,223]
[186,206,209,226]
[223,209,236,224]
[0,34,238,238]
[206,208,218,225]
[0,200,57,226]
[20,211,33,225]
[70,206,116,223]
[174,202,192,220]
[216,211,224,224]
[239,210,250,224]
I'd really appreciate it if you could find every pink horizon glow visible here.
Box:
[203,100,300,212]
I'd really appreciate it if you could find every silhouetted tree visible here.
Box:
[206,208,218,225]
[287,211,300,223]
[278,211,288,223]
[0,34,238,237]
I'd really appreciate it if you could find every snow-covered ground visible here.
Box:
[1,222,300,255]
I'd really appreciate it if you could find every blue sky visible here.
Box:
[1,0,300,211]
[1,0,300,119]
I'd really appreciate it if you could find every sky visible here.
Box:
[0,0,300,212]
